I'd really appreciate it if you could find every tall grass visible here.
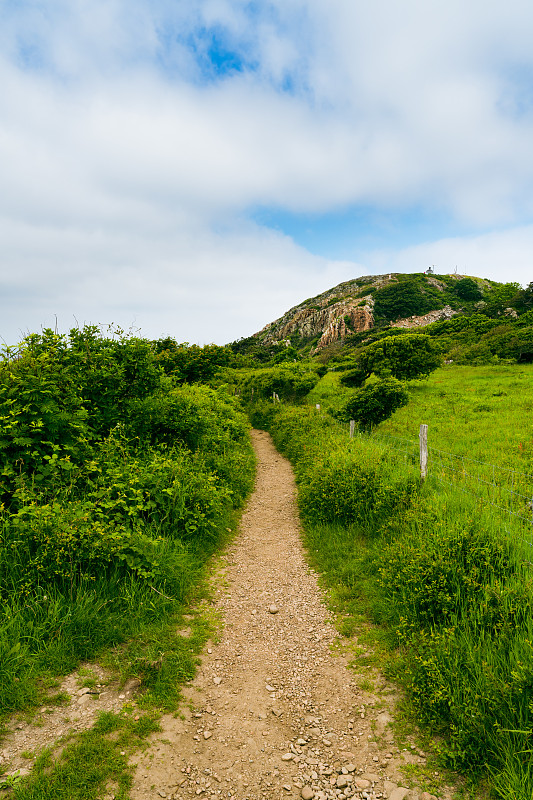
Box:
[250,392,533,798]
[376,363,533,471]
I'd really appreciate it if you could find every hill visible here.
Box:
[237,272,532,358]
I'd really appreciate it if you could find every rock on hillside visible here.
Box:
[254,272,470,351]
[255,276,380,351]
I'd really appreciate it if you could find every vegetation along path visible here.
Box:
[129,431,455,800]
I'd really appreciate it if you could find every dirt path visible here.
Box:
[128,431,455,800]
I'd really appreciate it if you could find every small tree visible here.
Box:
[336,378,409,431]
[356,334,442,381]
[339,365,367,388]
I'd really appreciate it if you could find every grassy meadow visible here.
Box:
[378,364,533,468]
[310,363,533,467]
[251,361,533,799]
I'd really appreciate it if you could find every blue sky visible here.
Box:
[2,0,533,345]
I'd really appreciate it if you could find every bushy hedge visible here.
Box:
[218,365,320,403]
[0,327,255,716]
[335,378,409,430]
[373,275,449,321]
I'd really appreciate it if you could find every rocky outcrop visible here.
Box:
[391,305,457,329]
[317,304,374,348]
[253,271,493,352]
[259,297,374,348]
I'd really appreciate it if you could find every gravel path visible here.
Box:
[128,431,455,800]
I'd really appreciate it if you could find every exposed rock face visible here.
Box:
[253,272,488,352]
[317,304,374,349]
[255,276,376,350]
[259,297,374,350]
[391,305,457,329]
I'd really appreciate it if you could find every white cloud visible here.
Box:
[2,1,533,345]
[0,214,356,345]
[364,225,533,287]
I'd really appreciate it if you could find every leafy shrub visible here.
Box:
[336,378,409,431]
[357,334,442,381]
[232,366,319,402]
[373,277,443,321]
[152,340,234,382]
[377,509,516,629]
[298,455,415,529]
[247,400,279,430]
[0,325,256,721]
[453,277,482,301]
[0,343,90,504]
[1,502,125,594]
[339,365,367,388]
[126,384,248,451]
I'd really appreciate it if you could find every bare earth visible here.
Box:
[1,430,460,800]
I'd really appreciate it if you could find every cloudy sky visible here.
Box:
[2,0,533,345]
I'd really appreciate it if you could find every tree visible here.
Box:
[354,334,442,382]
[484,282,521,317]
[339,365,367,388]
[336,378,409,431]
[373,279,435,321]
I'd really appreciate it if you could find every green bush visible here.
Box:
[231,366,320,402]
[298,454,415,529]
[336,378,409,430]
[357,334,442,381]
[339,365,367,388]
[453,277,483,301]
[373,277,444,321]
[377,509,516,629]
[0,326,255,722]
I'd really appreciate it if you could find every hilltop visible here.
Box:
[234,272,531,358]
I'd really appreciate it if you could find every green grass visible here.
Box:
[254,378,533,799]
[377,363,533,471]
[10,710,160,800]
[0,516,240,798]
[309,365,533,534]
[309,364,533,472]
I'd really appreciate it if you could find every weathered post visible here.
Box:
[349,419,355,438]
[419,423,428,481]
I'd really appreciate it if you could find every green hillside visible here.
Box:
[231,272,533,365]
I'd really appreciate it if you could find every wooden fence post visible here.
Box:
[349,420,355,438]
[419,423,428,481]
